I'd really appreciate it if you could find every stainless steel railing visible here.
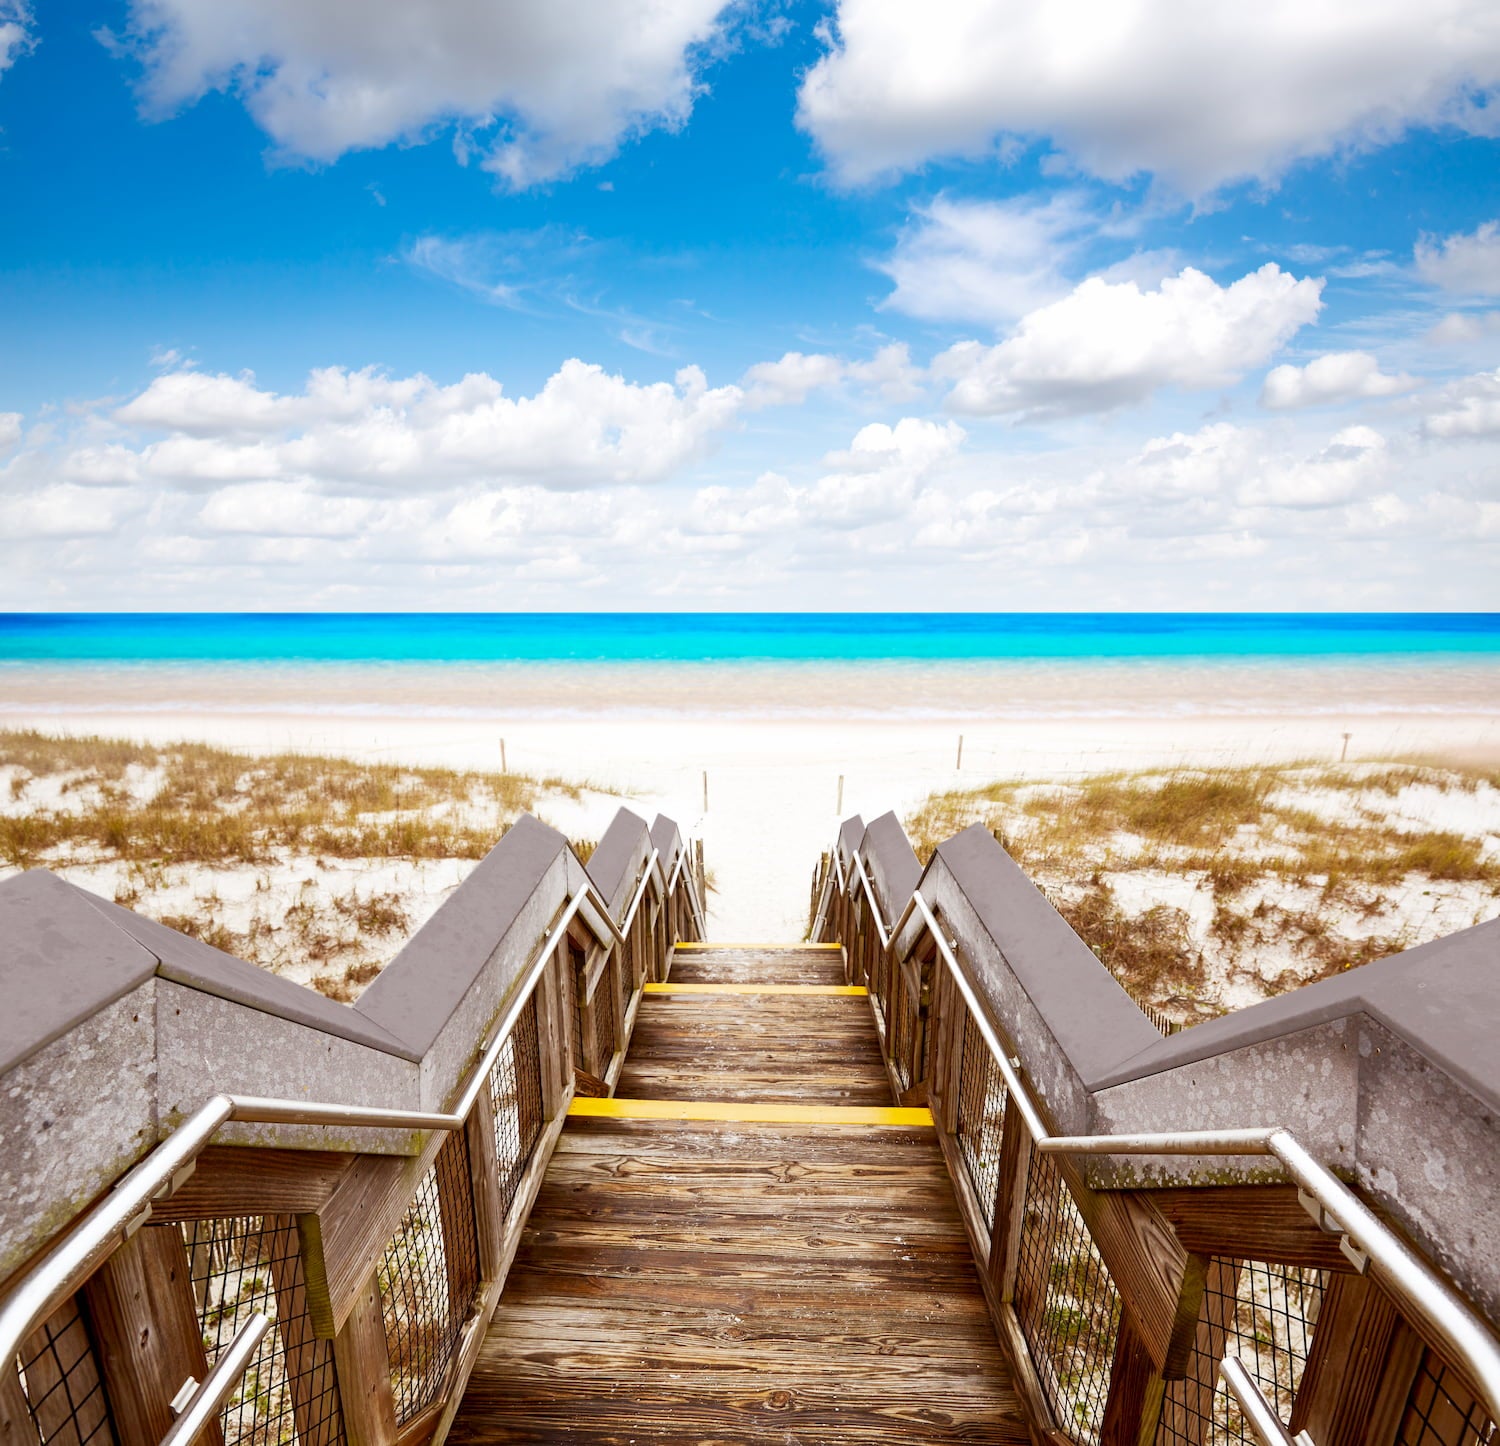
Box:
[1,836,701,1446]
[828,837,1500,1430]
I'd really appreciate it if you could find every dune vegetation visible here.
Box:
[0,730,599,1001]
[905,759,1500,1025]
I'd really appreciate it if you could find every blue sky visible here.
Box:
[2,0,1499,609]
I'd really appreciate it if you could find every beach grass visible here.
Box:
[0,729,597,1000]
[0,728,579,868]
[906,759,1500,1023]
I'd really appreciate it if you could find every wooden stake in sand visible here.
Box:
[956,735,964,770]
[500,738,508,774]
[836,774,844,814]
[702,770,709,812]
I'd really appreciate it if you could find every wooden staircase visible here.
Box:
[447,943,1030,1443]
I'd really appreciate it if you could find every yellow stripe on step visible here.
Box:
[644,982,866,997]
[568,1097,933,1127]
[672,942,842,950]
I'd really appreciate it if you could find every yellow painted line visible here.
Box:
[568,1097,933,1127]
[644,982,866,997]
[673,942,841,950]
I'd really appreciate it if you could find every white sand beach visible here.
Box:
[3,659,1498,940]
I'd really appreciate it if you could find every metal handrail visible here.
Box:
[0,833,697,1386]
[1220,1356,1314,1446]
[160,1314,272,1446]
[835,839,1500,1425]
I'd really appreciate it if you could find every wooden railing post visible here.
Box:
[81,1226,221,1446]
[534,946,571,1121]
[331,1272,397,1446]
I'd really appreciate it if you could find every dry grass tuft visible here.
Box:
[0,728,594,1000]
[906,759,1500,1026]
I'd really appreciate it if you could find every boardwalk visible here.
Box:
[449,943,1029,1444]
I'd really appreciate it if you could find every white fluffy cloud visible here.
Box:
[104,361,744,490]
[1422,368,1500,439]
[0,3,30,79]
[879,192,1102,326]
[797,0,1500,193]
[935,265,1323,417]
[1415,220,1500,295]
[1260,352,1417,409]
[806,417,965,525]
[122,0,732,185]
[0,413,21,451]
[741,344,925,407]
[1123,421,1388,508]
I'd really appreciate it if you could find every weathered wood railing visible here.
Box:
[811,814,1500,1446]
[1,809,704,1446]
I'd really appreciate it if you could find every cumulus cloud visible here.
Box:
[121,0,732,185]
[0,3,31,79]
[1121,421,1388,509]
[797,0,1500,194]
[0,412,22,451]
[1260,352,1417,409]
[741,343,925,407]
[935,264,1323,417]
[1414,220,1500,295]
[741,352,847,408]
[806,417,965,525]
[1422,368,1500,439]
[104,360,745,490]
[1426,311,1500,345]
[879,192,1104,326]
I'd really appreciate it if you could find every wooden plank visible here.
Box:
[642,982,868,995]
[81,1226,220,1446]
[567,1098,933,1126]
[463,1095,504,1282]
[1152,1185,1354,1272]
[671,942,843,950]
[1361,1320,1425,1446]
[1289,1272,1401,1446]
[448,941,1031,1445]
[300,1130,448,1339]
[1099,1312,1164,1446]
[330,1271,396,1446]
[532,946,570,1122]
[147,1146,356,1222]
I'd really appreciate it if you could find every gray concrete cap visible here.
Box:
[356,814,568,1055]
[1096,914,1500,1112]
[0,872,159,1075]
[935,825,1163,1085]
[587,807,649,913]
[81,891,411,1057]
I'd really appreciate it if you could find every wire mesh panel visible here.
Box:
[1396,1350,1498,1446]
[564,940,585,1072]
[953,1009,1008,1231]
[378,1134,480,1424]
[1156,1258,1326,1446]
[12,1296,116,1446]
[590,956,618,1075]
[180,1216,344,1446]
[488,991,546,1218]
[1013,1151,1122,1446]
